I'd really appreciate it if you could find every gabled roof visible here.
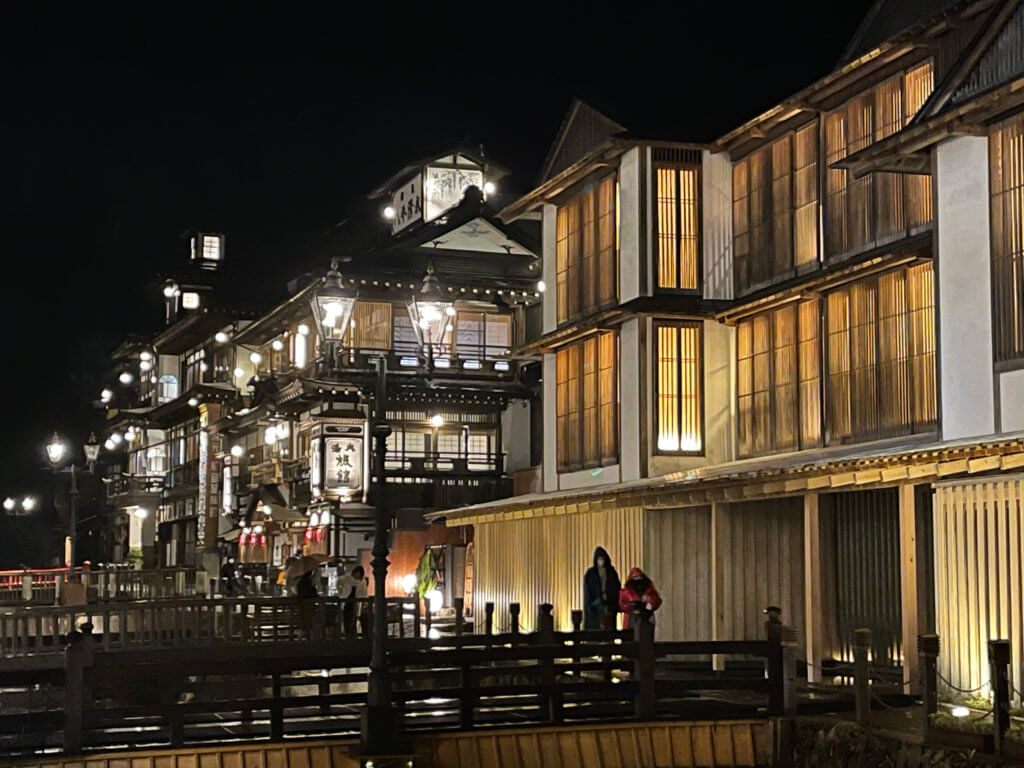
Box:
[837,0,969,67]
[947,0,1024,108]
[536,99,626,185]
[367,147,509,200]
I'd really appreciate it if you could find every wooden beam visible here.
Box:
[899,484,921,694]
[711,502,727,672]
[804,493,825,684]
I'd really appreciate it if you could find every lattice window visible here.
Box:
[556,332,618,471]
[990,112,1024,363]
[655,166,700,290]
[556,175,617,323]
[655,322,703,454]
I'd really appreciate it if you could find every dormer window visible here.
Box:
[190,232,226,271]
[202,235,221,261]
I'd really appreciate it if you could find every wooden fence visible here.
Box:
[0,602,789,757]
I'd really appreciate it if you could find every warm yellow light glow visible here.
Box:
[118,371,134,385]
[21,497,36,512]
[951,706,970,718]
[233,367,245,378]
[249,352,262,365]
[230,445,244,458]
[2,498,14,512]
[401,573,416,594]
[271,339,284,351]
[383,206,395,220]
[215,331,229,343]
[430,414,444,428]
[297,324,310,336]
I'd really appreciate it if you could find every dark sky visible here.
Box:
[0,2,874,565]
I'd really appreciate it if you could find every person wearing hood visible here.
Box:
[583,546,621,630]
[618,567,662,628]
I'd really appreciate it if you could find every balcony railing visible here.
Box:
[325,345,517,378]
[385,450,504,475]
[106,475,165,504]
[167,460,199,488]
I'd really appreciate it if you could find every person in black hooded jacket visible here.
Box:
[583,546,621,630]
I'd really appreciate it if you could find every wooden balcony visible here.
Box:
[106,475,164,509]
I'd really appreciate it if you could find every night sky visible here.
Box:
[0,2,874,566]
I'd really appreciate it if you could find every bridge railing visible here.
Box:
[0,567,200,605]
[0,594,423,657]
[0,601,789,756]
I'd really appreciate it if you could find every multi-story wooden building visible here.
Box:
[432,0,1024,702]
[100,151,540,597]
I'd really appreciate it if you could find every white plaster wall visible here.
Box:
[935,136,995,440]
[702,151,734,300]
[1001,369,1024,433]
[619,147,642,302]
[558,464,622,491]
[541,204,557,335]
[648,319,735,477]
[501,398,532,473]
[542,354,557,492]
[620,319,641,482]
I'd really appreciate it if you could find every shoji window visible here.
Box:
[825,262,936,444]
[556,332,618,471]
[990,112,1024,363]
[732,124,820,295]
[344,301,392,351]
[655,322,703,454]
[736,299,821,458]
[824,61,934,259]
[655,166,700,290]
[556,175,617,324]
[454,312,511,359]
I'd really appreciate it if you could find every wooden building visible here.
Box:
[428,0,1024,702]
[98,151,541,604]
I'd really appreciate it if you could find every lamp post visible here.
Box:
[46,432,100,578]
[309,259,357,374]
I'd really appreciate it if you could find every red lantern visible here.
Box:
[304,528,313,542]
[315,526,325,542]
[259,534,267,547]
[238,534,245,546]
[249,533,258,546]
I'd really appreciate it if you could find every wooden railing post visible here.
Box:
[633,604,655,720]
[990,639,1011,756]
[484,602,494,637]
[270,672,284,740]
[413,595,421,639]
[853,628,872,728]
[454,597,465,637]
[509,602,520,642]
[570,610,583,674]
[424,600,432,639]
[63,627,94,753]
[22,573,32,603]
[459,662,474,728]
[919,633,939,739]
[536,603,561,723]
[765,614,784,717]
[782,626,799,717]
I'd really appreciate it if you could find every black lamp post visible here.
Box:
[309,259,357,373]
[46,432,99,578]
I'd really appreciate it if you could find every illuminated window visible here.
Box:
[556,175,617,324]
[202,235,222,260]
[737,300,822,458]
[343,301,392,351]
[157,375,178,403]
[290,332,307,369]
[655,167,700,290]
[454,312,511,358]
[990,112,1024,363]
[655,322,702,453]
[733,123,819,295]
[826,263,935,444]
[556,331,617,471]
[824,60,934,258]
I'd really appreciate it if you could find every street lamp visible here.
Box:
[310,259,357,371]
[407,265,454,363]
[46,432,96,578]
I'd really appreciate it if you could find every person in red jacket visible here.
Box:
[618,567,662,628]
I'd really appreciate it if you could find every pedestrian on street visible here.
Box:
[618,567,662,628]
[338,565,368,637]
[583,546,621,630]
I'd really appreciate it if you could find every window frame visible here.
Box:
[653,320,704,456]
[654,164,702,292]
[555,172,619,326]
[989,111,1024,368]
[555,331,619,473]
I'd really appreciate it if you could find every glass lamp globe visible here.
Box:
[310,259,357,345]
[83,432,101,464]
[46,432,67,467]
[407,265,454,350]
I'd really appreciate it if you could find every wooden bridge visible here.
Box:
[0,599,791,760]
[0,567,199,605]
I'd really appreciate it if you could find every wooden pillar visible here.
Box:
[710,502,726,671]
[804,492,825,684]
[899,484,920,694]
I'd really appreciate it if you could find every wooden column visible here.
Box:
[804,492,824,684]
[899,483,920,694]
[710,502,726,671]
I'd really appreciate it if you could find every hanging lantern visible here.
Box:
[407,265,454,352]
[309,259,357,345]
